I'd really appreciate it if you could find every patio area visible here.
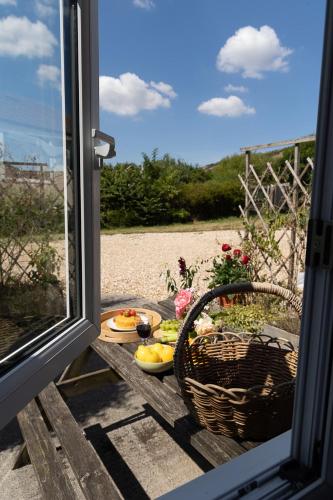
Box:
[0,293,299,500]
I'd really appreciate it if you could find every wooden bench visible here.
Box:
[17,382,122,500]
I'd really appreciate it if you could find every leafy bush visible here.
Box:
[0,186,64,237]
[180,179,242,219]
[100,143,315,228]
[217,304,275,333]
[0,184,63,287]
[101,151,211,227]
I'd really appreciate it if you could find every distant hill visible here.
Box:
[204,141,315,184]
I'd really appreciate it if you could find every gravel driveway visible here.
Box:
[100,230,243,302]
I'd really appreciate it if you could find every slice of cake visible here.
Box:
[114,309,141,329]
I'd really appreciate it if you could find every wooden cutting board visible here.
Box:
[99,308,162,344]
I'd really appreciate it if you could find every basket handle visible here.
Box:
[174,282,302,383]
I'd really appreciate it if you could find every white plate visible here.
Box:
[107,313,147,332]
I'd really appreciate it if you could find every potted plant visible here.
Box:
[206,244,252,307]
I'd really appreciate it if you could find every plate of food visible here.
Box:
[99,308,162,343]
[106,309,146,332]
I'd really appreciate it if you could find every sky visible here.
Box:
[99,0,326,165]
[0,0,327,168]
[0,0,63,167]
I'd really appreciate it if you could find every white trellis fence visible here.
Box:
[238,135,315,290]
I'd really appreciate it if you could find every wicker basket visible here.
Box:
[174,282,302,441]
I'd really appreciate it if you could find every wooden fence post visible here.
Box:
[288,143,300,290]
[245,150,251,220]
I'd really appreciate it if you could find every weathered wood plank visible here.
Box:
[240,134,315,152]
[91,339,248,467]
[142,302,174,320]
[17,399,77,500]
[263,324,299,348]
[161,374,180,394]
[157,297,176,316]
[38,383,123,500]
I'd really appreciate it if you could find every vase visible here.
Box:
[219,294,245,308]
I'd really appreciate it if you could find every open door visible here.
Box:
[0,0,111,429]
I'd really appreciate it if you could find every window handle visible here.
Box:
[92,129,116,159]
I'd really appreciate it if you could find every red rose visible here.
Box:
[233,249,241,257]
[221,243,231,252]
[242,255,250,265]
[225,254,232,261]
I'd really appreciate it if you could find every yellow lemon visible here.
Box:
[161,345,174,362]
[143,350,161,363]
[136,345,147,357]
[136,347,161,363]
[150,343,164,357]
[135,345,150,361]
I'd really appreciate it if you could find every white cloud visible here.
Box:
[150,81,177,98]
[198,95,255,117]
[224,84,248,93]
[217,25,293,79]
[0,0,17,6]
[37,64,60,89]
[35,0,57,18]
[133,0,155,9]
[0,16,57,58]
[100,73,176,116]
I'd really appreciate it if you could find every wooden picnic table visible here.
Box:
[91,296,259,468]
[15,295,298,499]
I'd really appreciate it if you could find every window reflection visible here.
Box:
[0,0,79,372]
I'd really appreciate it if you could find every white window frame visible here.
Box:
[162,1,333,498]
[0,0,101,429]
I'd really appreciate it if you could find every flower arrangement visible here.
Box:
[174,288,195,319]
[206,244,252,289]
[163,244,252,318]
[164,257,199,295]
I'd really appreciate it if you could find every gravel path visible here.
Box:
[53,229,292,302]
[100,230,243,302]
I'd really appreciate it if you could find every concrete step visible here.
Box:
[0,464,42,500]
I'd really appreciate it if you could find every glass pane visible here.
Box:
[0,0,80,374]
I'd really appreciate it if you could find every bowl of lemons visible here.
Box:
[134,343,174,373]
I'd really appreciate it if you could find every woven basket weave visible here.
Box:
[174,282,301,441]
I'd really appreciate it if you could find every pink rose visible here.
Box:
[174,289,193,319]
[233,249,241,257]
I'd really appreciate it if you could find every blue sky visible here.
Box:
[99,0,326,165]
[0,0,326,168]
[0,0,62,166]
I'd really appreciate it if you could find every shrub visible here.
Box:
[180,179,242,219]
[217,304,275,333]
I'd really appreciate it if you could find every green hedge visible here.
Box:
[100,144,315,228]
[180,180,242,219]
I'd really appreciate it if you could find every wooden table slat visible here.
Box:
[92,339,247,467]
[17,399,77,500]
[38,382,123,500]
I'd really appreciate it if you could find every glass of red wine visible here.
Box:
[136,314,153,345]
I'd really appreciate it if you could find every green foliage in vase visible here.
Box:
[215,304,275,333]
